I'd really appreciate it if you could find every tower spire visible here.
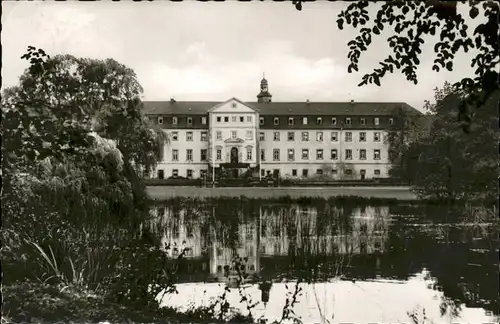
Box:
[257,74,272,103]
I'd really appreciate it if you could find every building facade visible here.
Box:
[143,77,420,180]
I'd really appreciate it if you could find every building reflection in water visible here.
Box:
[149,202,390,283]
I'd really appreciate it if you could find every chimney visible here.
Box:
[306,99,310,104]
[350,99,354,104]
[170,98,176,103]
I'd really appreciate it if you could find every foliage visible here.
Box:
[1,46,169,310]
[393,83,499,202]
[294,1,499,130]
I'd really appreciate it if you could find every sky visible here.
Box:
[2,1,479,111]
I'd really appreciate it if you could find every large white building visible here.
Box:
[143,77,420,180]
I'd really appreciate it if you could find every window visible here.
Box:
[201,117,207,124]
[374,149,381,160]
[216,116,221,122]
[302,149,309,160]
[332,169,338,175]
[288,149,295,161]
[246,130,253,140]
[201,131,208,141]
[274,117,279,125]
[246,148,252,160]
[302,169,309,177]
[345,132,352,142]
[216,131,222,140]
[171,131,178,141]
[360,149,366,160]
[331,132,338,142]
[287,132,295,141]
[374,132,381,142]
[158,116,164,124]
[345,149,352,160]
[374,169,381,176]
[187,169,193,178]
[172,149,179,161]
[301,131,309,141]
[186,149,193,161]
[260,117,264,125]
[157,169,164,179]
[360,132,366,142]
[259,132,265,141]
[231,131,237,139]
[273,132,280,141]
[374,117,380,125]
[360,118,366,125]
[172,117,178,125]
[260,149,265,161]
[231,116,237,122]
[247,116,252,122]
[331,149,338,160]
[389,118,394,125]
[288,117,294,125]
[345,117,351,125]
[302,117,308,125]
[201,149,207,161]
[316,169,323,175]
[273,149,280,161]
[240,116,244,122]
[316,131,323,142]
[332,117,337,125]
[216,149,222,160]
[172,169,178,177]
[224,116,229,122]
[316,149,324,160]
[187,117,193,125]
[292,169,298,177]
[345,169,352,175]
[261,169,265,177]
[186,132,193,141]
[316,117,322,125]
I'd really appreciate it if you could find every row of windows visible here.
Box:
[215,115,253,123]
[261,116,393,126]
[156,167,382,179]
[165,148,381,162]
[158,116,207,125]
[261,168,381,177]
[157,115,394,127]
[260,131,382,142]
[262,148,381,161]
[170,130,382,142]
[169,148,253,162]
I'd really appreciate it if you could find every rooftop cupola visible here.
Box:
[257,73,272,103]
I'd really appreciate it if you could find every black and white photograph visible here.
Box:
[2,1,499,323]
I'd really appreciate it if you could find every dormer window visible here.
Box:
[201,117,207,124]
[316,117,322,125]
[374,117,380,125]
[303,117,308,125]
[260,117,264,125]
[187,117,193,126]
[274,117,279,125]
[389,118,394,125]
[172,117,178,125]
[360,118,366,125]
[157,116,164,124]
[345,117,351,125]
[288,117,294,126]
[332,117,337,125]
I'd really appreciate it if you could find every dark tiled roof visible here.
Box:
[142,101,421,116]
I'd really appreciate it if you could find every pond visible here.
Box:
[148,198,499,323]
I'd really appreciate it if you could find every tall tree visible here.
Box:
[294,1,499,130]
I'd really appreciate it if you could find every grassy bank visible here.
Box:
[146,186,418,201]
[1,282,234,324]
